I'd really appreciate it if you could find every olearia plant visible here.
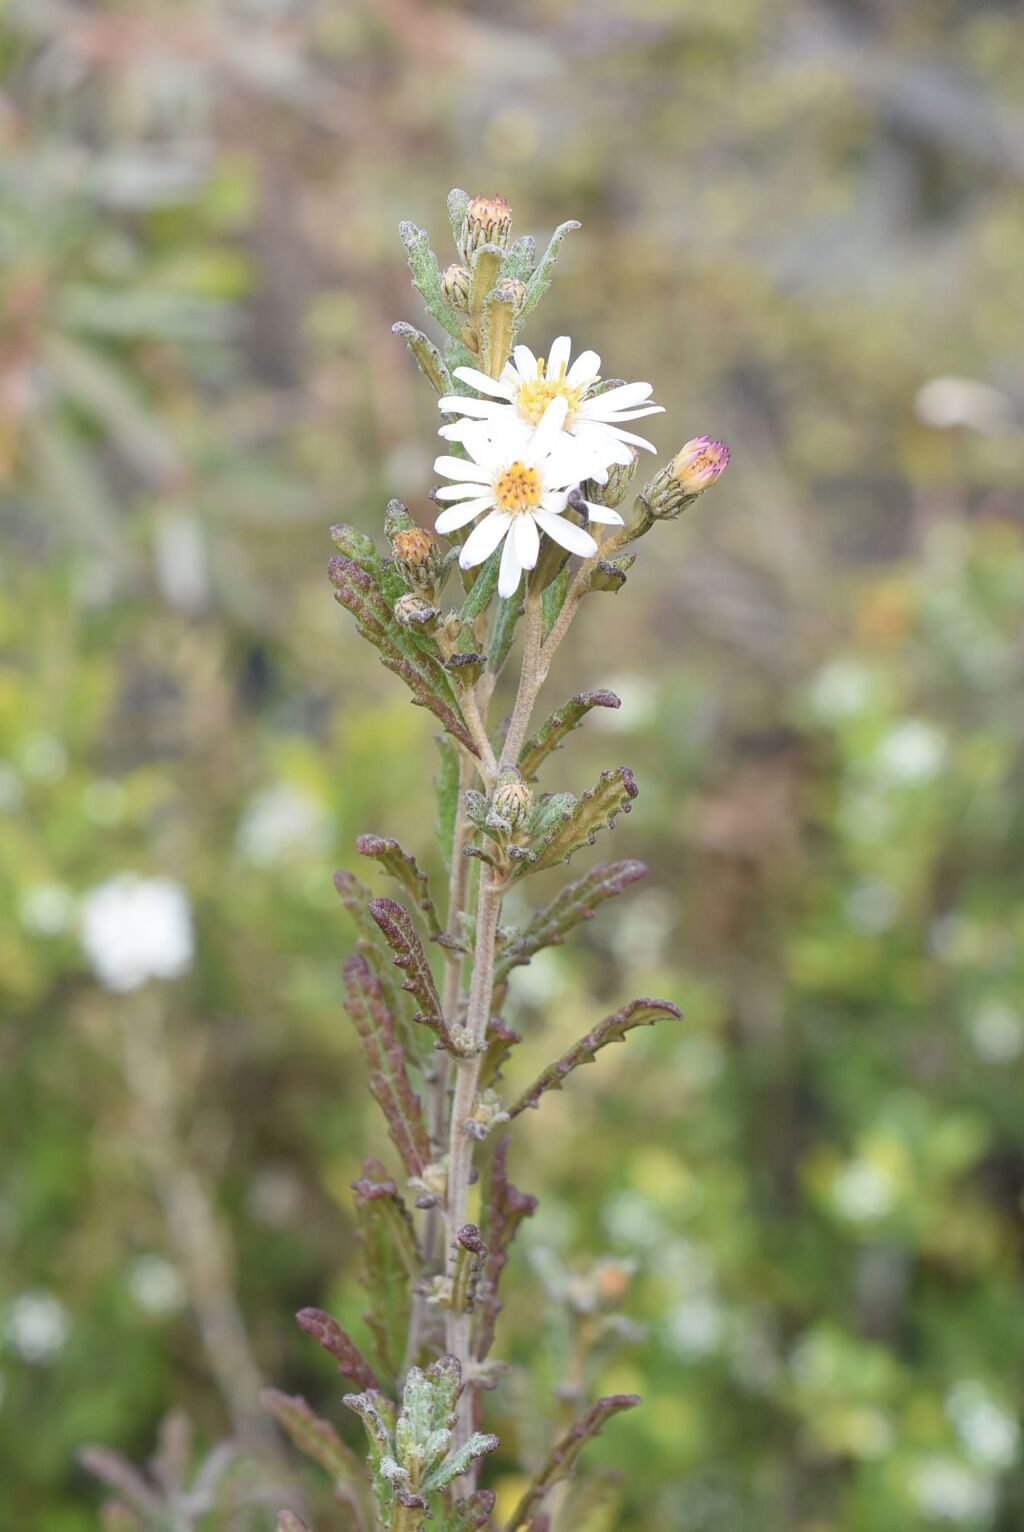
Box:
[264,190,729,1532]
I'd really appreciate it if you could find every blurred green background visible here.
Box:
[3,1,1024,1528]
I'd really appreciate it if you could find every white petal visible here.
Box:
[547,336,572,376]
[497,527,524,598]
[540,489,569,514]
[435,497,494,533]
[579,382,655,411]
[566,349,601,384]
[514,512,540,568]
[572,420,656,455]
[583,500,625,525]
[533,508,598,558]
[434,454,493,481]
[452,366,516,400]
[603,424,658,452]
[529,394,569,459]
[434,482,492,501]
[459,510,512,568]
[437,395,502,418]
[512,344,538,378]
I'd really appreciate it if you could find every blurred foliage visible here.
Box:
[2,1,1023,1529]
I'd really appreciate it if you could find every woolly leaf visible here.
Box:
[467,243,504,337]
[296,1306,382,1393]
[329,555,477,755]
[261,1389,368,1500]
[357,834,441,937]
[351,1164,420,1383]
[508,998,682,1117]
[368,897,456,1055]
[480,287,517,380]
[487,592,521,674]
[494,859,648,983]
[478,1019,522,1091]
[435,1491,497,1532]
[504,1395,641,1531]
[343,954,431,1176]
[447,188,470,247]
[392,322,452,394]
[519,219,581,320]
[511,767,639,878]
[518,690,622,781]
[502,234,536,284]
[424,1433,500,1493]
[475,1137,538,1360]
[399,220,463,340]
[330,523,381,577]
[459,547,501,622]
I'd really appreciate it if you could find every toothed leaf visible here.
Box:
[368,897,456,1055]
[511,767,639,878]
[505,1395,641,1531]
[351,1167,420,1383]
[508,998,682,1117]
[296,1306,383,1395]
[392,322,452,394]
[519,219,581,319]
[424,1433,500,1493]
[494,859,648,982]
[475,1137,538,1360]
[261,1389,369,1501]
[399,220,463,339]
[343,954,431,1176]
[357,835,442,937]
[518,690,622,780]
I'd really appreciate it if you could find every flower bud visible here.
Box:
[392,527,444,591]
[584,447,639,508]
[492,275,527,314]
[489,769,532,834]
[638,437,729,521]
[459,194,512,262]
[441,263,471,313]
[393,592,439,632]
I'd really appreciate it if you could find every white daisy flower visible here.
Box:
[433,396,622,600]
[437,335,663,480]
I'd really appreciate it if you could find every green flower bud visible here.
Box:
[489,769,533,835]
[459,194,512,263]
[584,447,639,509]
[441,263,471,314]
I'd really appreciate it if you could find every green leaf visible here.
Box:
[501,235,537,284]
[519,219,581,320]
[504,1395,641,1532]
[368,898,456,1056]
[357,835,441,937]
[487,594,522,674]
[342,954,431,1178]
[399,221,463,340]
[508,998,682,1118]
[423,1433,500,1493]
[480,287,517,380]
[467,244,504,338]
[459,548,501,623]
[78,1448,162,1522]
[392,322,452,394]
[329,555,478,754]
[43,333,181,485]
[261,1389,368,1500]
[518,691,622,781]
[351,1166,420,1383]
[494,859,648,983]
[540,565,571,639]
[510,767,639,879]
[277,1514,312,1532]
[434,735,460,872]
[435,1492,497,1532]
[447,188,470,248]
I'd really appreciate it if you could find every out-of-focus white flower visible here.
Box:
[830,1159,898,1222]
[433,397,610,599]
[915,376,1016,436]
[872,720,947,784]
[126,1254,185,1317]
[6,1291,69,1363]
[19,883,75,936]
[20,733,67,783]
[79,874,194,992]
[968,1004,1023,1065]
[806,661,875,722]
[665,1294,726,1359]
[438,335,663,477]
[947,1382,1020,1471]
[844,880,899,933]
[909,1456,995,1523]
[236,782,329,865]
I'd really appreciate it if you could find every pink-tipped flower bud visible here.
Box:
[670,437,730,495]
[639,436,730,521]
[459,194,512,262]
[391,526,444,591]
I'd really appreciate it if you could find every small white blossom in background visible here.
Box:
[805,660,877,723]
[909,1456,996,1524]
[5,1290,69,1363]
[19,883,76,937]
[967,1003,1024,1065]
[844,879,899,934]
[79,874,194,993]
[947,1381,1020,1471]
[433,396,614,598]
[829,1158,899,1223]
[438,335,663,475]
[236,782,330,866]
[126,1254,186,1318]
[915,375,1017,436]
[19,732,67,783]
[871,720,947,785]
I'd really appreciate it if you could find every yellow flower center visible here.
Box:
[494,461,541,514]
[514,358,588,427]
